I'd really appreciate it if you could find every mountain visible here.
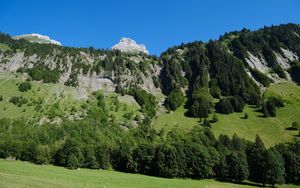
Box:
[0,24,299,118]
[112,37,149,54]
[0,23,300,186]
[14,33,61,46]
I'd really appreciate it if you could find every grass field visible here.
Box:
[153,82,300,147]
[0,159,298,188]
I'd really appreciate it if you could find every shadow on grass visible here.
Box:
[215,178,263,187]
[285,127,298,131]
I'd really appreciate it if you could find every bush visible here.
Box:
[9,96,20,105]
[29,66,60,83]
[9,96,28,106]
[164,90,185,111]
[262,96,284,117]
[202,119,211,128]
[210,113,218,123]
[18,82,32,92]
[35,145,51,164]
[130,87,158,118]
[291,122,299,130]
[0,95,3,101]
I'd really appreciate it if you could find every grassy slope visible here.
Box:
[0,73,140,124]
[0,159,298,188]
[153,82,300,147]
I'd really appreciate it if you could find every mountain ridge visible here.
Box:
[0,23,299,120]
[14,33,61,46]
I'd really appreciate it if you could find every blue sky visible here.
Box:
[0,0,299,55]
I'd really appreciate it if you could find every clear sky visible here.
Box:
[0,0,299,55]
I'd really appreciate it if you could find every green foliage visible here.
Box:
[186,89,213,118]
[246,135,266,183]
[164,90,185,111]
[64,71,78,87]
[209,80,221,99]
[0,95,3,101]
[229,23,300,69]
[160,56,186,95]
[262,96,284,117]
[210,113,218,123]
[250,68,271,87]
[35,145,51,165]
[0,117,299,185]
[215,98,234,114]
[291,121,299,130]
[289,61,300,85]
[202,119,211,128]
[229,96,245,112]
[55,138,84,169]
[9,96,28,106]
[130,87,158,118]
[28,66,60,83]
[225,152,249,181]
[18,82,32,92]
[263,149,285,187]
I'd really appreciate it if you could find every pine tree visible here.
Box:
[246,135,266,183]
[225,152,249,182]
[262,149,285,187]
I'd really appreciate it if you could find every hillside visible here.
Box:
[1,23,300,186]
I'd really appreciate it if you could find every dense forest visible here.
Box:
[0,114,299,187]
[160,23,300,118]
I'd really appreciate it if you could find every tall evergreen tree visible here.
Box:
[225,152,249,182]
[246,135,266,183]
[262,149,285,187]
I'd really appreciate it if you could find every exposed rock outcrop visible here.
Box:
[112,38,149,54]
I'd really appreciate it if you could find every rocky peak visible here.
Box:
[112,37,149,55]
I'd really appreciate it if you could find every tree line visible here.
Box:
[0,116,299,187]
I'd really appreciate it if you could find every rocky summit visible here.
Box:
[112,37,149,54]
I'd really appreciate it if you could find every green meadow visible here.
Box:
[153,82,300,147]
[0,159,298,188]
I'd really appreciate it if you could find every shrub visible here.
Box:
[18,82,32,92]
[9,96,28,106]
[262,96,284,117]
[202,119,211,128]
[164,90,185,111]
[291,122,299,130]
[9,96,20,105]
[129,87,158,118]
[29,66,60,83]
[0,95,3,101]
[210,113,218,123]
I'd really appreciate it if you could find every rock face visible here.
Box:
[112,38,149,54]
[14,33,61,46]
